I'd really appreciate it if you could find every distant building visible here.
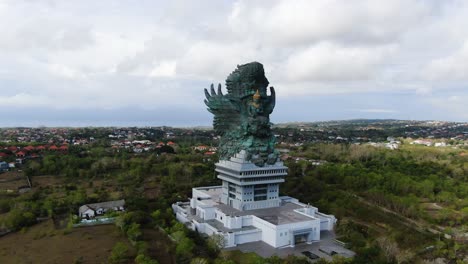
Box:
[411,140,432,146]
[385,142,399,150]
[194,145,209,151]
[434,142,447,147]
[78,200,125,219]
[0,161,9,172]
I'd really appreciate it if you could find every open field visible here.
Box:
[0,220,132,264]
[30,175,64,188]
[0,172,29,192]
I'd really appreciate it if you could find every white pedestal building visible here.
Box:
[173,150,336,248]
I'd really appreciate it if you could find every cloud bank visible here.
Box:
[0,0,467,126]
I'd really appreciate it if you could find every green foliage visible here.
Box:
[169,224,195,259]
[206,234,225,254]
[190,258,209,264]
[135,254,159,264]
[1,130,464,264]
[281,142,468,262]
[0,198,11,213]
[108,242,129,264]
[126,222,142,244]
[4,208,36,230]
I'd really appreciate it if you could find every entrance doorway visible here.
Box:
[294,234,308,245]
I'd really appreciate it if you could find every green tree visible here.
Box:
[108,242,129,264]
[135,254,159,264]
[176,237,195,257]
[126,222,142,244]
[5,209,36,230]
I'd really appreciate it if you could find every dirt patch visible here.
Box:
[420,202,443,211]
[0,172,28,192]
[0,220,132,264]
[30,175,64,188]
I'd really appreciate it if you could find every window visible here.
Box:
[254,195,267,201]
[255,189,267,195]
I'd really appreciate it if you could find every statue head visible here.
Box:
[225,62,269,99]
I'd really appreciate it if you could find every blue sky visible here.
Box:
[0,0,467,127]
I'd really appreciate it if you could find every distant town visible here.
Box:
[1,120,466,163]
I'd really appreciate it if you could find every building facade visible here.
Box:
[173,151,336,248]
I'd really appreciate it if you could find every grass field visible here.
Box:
[0,220,132,264]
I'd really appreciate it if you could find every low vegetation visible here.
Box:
[0,134,466,263]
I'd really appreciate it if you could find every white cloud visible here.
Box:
[46,63,86,79]
[0,93,53,107]
[228,0,430,46]
[149,61,177,78]
[427,95,468,120]
[357,109,397,113]
[0,0,468,122]
[282,42,395,82]
[424,40,468,82]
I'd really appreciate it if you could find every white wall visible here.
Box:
[242,199,281,210]
[235,229,262,244]
[242,215,253,226]
[81,209,95,218]
[316,212,336,231]
[251,215,321,247]
[226,216,242,229]
[252,216,277,247]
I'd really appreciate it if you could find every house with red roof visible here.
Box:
[36,145,46,151]
[16,151,26,158]
[49,145,58,151]
[8,146,18,152]
[23,145,35,151]
[59,145,68,151]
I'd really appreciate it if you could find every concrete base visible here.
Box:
[173,185,337,249]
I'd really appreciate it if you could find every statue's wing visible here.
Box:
[204,84,240,135]
[264,86,276,114]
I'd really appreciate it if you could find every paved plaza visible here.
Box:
[224,231,355,261]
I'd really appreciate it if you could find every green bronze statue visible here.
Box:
[204,62,278,166]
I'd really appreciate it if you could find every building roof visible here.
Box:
[216,201,314,225]
[8,146,17,151]
[78,199,125,215]
[195,186,316,226]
